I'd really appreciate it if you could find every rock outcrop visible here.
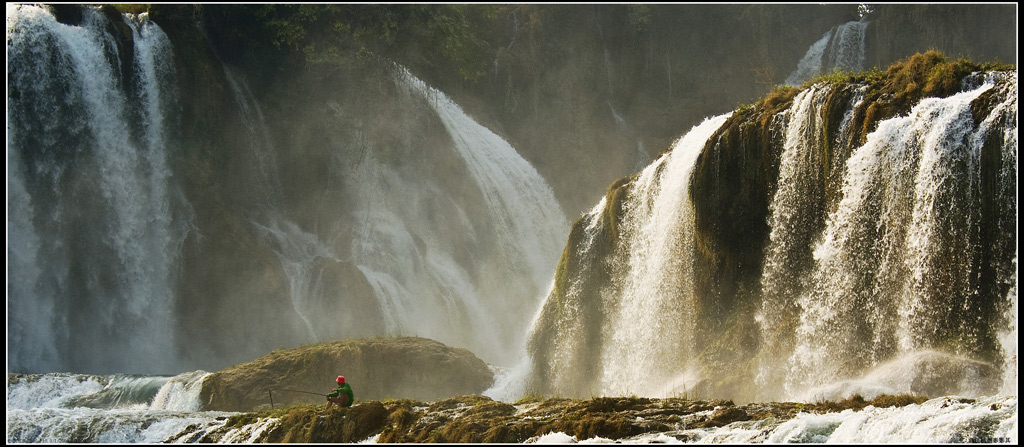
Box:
[199,337,494,412]
[175,393,936,443]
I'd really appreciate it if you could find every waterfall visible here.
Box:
[598,114,732,396]
[332,68,570,364]
[775,74,1016,401]
[7,4,187,374]
[528,70,1016,403]
[525,114,731,397]
[400,69,568,294]
[825,19,868,74]
[219,64,330,342]
[7,3,569,375]
[785,19,869,85]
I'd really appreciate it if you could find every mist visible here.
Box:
[7,3,1017,383]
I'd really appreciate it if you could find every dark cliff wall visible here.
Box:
[423,4,863,216]
[865,4,1017,71]
[527,50,1015,401]
[149,4,864,217]
[124,5,1018,374]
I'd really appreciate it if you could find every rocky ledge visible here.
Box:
[199,337,494,412]
[175,392,944,443]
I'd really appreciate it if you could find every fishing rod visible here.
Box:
[268,389,329,409]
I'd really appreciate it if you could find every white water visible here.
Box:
[341,67,570,363]
[526,70,1017,405]
[598,114,732,397]
[7,4,187,374]
[785,19,868,85]
[523,397,1017,444]
[776,75,1015,400]
[400,68,569,296]
[785,30,833,86]
[6,371,231,444]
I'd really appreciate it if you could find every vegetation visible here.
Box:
[110,4,151,15]
[214,393,933,442]
[809,393,931,414]
[198,4,498,82]
[842,50,1014,144]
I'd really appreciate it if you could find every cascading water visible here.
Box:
[526,69,1017,404]
[522,114,731,398]
[220,63,334,342]
[776,73,1017,402]
[399,68,568,298]
[4,371,250,443]
[335,69,573,362]
[785,18,869,86]
[756,83,863,395]
[598,114,732,396]
[8,3,568,377]
[7,4,188,374]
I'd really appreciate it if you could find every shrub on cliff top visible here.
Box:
[852,50,1011,144]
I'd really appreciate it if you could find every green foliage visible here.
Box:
[806,68,857,87]
[111,4,150,15]
[514,394,546,405]
[811,393,930,413]
[851,50,987,143]
[205,4,496,82]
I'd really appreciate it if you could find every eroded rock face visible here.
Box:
[199,337,493,412]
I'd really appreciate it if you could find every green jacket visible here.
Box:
[328,383,354,406]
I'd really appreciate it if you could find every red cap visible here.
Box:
[336,375,345,384]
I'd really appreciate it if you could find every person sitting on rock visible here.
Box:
[326,375,354,409]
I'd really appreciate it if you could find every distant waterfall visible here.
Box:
[528,71,1017,403]
[7,3,569,375]
[7,4,187,374]
[341,68,569,363]
[786,19,868,85]
[400,69,568,293]
[220,64,330,342]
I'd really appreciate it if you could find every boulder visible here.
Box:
[199,337,494,411]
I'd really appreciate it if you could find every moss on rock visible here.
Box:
[199,337,493,412]
[222,393,932,443]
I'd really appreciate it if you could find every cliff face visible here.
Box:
[150,4,1013,375]
[199,337,494,412]
[149,4,868,217]
[528,52,1016,403]
[7,3,1015,379]
[146,4,1017,217]
[864,4,1017,72]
